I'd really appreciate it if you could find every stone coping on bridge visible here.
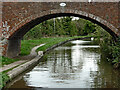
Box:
[2,0,120,2]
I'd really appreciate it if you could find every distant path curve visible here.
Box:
[29,44,45,56]
[14,43,45,60]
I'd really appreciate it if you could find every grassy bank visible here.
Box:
[1,56,19,66]
[0,56,17,88]
[21,35,95,56]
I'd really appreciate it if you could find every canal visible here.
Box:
[7,39,120,88]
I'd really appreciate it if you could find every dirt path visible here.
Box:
[0,44,45,72]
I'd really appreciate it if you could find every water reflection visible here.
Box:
[23,40,100,88]
[8,40,120,88]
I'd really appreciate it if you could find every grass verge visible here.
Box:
[21,35,95,56]
[1,56,19,66]
[0,72,9,89]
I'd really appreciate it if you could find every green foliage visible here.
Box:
[111,37,120,64]
[84,21,96,35]
[94,25,120,66]
[0,72,9,88]
[23,24,42,40]
[70,22,78,36]
[74,18,86,35]
[23,17,97,40]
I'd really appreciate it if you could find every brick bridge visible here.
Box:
[0,1,120,57]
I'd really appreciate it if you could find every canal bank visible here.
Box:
[4,38,120,88]
[1,36,93,89]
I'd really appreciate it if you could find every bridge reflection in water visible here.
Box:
[8,40,120,88]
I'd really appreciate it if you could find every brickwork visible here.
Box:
[118,1,120,36]
[0,2,120,57]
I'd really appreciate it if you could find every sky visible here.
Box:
[72,17,79,20]
[56,16,80,21]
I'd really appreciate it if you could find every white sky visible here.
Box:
[72,17,79,20]
[56,17,79,21]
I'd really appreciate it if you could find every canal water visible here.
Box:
[7,39,120,88]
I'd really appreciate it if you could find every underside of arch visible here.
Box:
[9,12,118,40]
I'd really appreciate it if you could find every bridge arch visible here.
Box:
[9,9,119,39]
[6,9,119,57]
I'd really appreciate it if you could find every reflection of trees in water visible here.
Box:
[83,48,100,54]
[10,40,120,88]
[45,47,83,81]
[25,43,120,88]
[90,54,120,88]
[48,48,75,80]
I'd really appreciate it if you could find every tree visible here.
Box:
[84,21,96,35]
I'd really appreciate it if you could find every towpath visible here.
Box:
[0,44,45,72]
